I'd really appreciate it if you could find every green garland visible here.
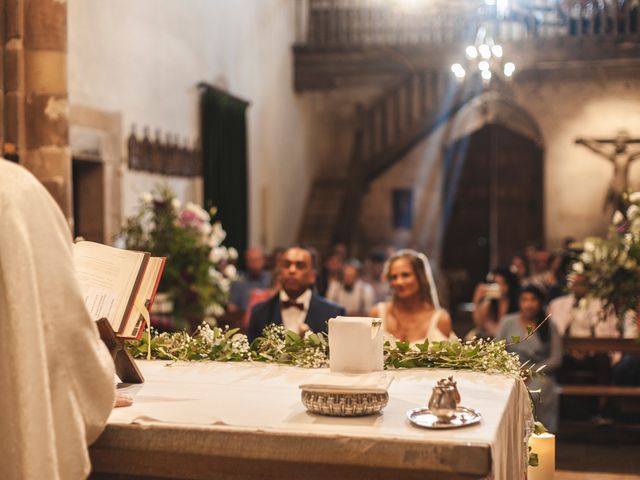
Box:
[127,322,542,467]
[127,323,530,379]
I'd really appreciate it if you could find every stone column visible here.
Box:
[3,0,27,160]
[3,0,71,220]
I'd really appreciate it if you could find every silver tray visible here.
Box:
[407,406,482,429]
[301,389,388,417]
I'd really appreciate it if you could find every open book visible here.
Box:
[73,240,166,339]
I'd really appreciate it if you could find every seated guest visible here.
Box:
[248,245,345,341]
[242,274,281,332]
[369,249,455,343]
[510,253,530,285]
[468,267,519,340]
[363,250,391,303]
[316,248,344,296]
[228,246,271,315]
[0,159,127,479]
[549,274,618,338]
[497,285,563,432]
[326,259,375,316]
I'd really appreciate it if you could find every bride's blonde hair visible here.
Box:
[384,249,440,309]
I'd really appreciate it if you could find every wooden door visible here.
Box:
[441,124,543,304]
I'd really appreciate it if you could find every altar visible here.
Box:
[90,361,532,480]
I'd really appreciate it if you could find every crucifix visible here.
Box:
[575,130,640,211]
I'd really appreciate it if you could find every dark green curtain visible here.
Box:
[200,86,249,268]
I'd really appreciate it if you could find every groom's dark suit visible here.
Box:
[248,292,345,342]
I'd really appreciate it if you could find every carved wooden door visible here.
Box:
[441,124,544,304]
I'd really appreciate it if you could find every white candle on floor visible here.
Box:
[528,432,555,480]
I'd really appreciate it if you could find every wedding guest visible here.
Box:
[227,246,271,314]
[549,274,618,339]
[528,251,566,301]
[510,253,530,285]
[242,271,281,332]
[316,249,344,296]
[248,245,345,341]
[369,249,455,343]
[326,259,375,316]
[497,285,562,432]
[363,250,391,303]
[467,267,519,340]
[0,159,128,479]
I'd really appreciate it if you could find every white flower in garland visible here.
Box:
[612,210,625,225]
[628,204,640,221]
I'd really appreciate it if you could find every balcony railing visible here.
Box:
[295,0,640,47]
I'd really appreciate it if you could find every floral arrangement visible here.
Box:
[119,186,237,330]
[571,191,640,329]
[128,323,530,379]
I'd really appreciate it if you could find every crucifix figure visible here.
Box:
[576,130,640,211]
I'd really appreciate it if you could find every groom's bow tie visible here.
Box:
[282,299,304,310]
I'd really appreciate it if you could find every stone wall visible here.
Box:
[2,0,72,221]
[67,0,314,248]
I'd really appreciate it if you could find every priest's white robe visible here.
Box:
[0,159,116,479]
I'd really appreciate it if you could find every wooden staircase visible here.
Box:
[299,68,482,253]
[298,179,347,255]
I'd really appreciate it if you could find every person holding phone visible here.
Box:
[468,267,520,340]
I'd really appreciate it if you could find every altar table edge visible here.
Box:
[90,422,491,480]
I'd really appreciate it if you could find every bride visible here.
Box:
[369,249,455,343]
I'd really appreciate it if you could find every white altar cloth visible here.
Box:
[99,361,532,479]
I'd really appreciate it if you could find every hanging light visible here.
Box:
[451,63,466,79]
[491,44,503,58]
[481,70,492,81]
[478,44,491,59]
[478,60,490,71]
[465,45,478,59]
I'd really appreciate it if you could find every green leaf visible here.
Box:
[285,330,302,344]
[533,421,548,435]
[526,325,534,335]
[510,335,521,343]
[528,452,539,467]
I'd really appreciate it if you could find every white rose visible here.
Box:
[573,262,584,274]
[209,246,226,263]
[612,210,624,225]
[228,247,238,261]
[224,264,237,279]
[629,191,640,203]
[140,192,153,205]
[171,198,182,210]
[584,240,595,252]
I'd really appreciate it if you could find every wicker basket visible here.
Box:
[301,389,389,417]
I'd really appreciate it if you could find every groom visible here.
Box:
[248,245,345,341]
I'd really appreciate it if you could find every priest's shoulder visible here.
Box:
[0,159,47,203]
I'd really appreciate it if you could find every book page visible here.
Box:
[73,241,147,331]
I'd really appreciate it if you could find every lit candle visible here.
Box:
[528,432,555,480]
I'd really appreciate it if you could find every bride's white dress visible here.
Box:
[376,302,457,343]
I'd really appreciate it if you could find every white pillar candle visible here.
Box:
[328,316,383,373]
[527,432,555,480]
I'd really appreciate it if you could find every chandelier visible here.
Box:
[450,25,515,83]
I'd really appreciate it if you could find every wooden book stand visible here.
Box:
[96,318,144,384]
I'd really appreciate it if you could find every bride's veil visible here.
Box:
[385,249,441,310]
